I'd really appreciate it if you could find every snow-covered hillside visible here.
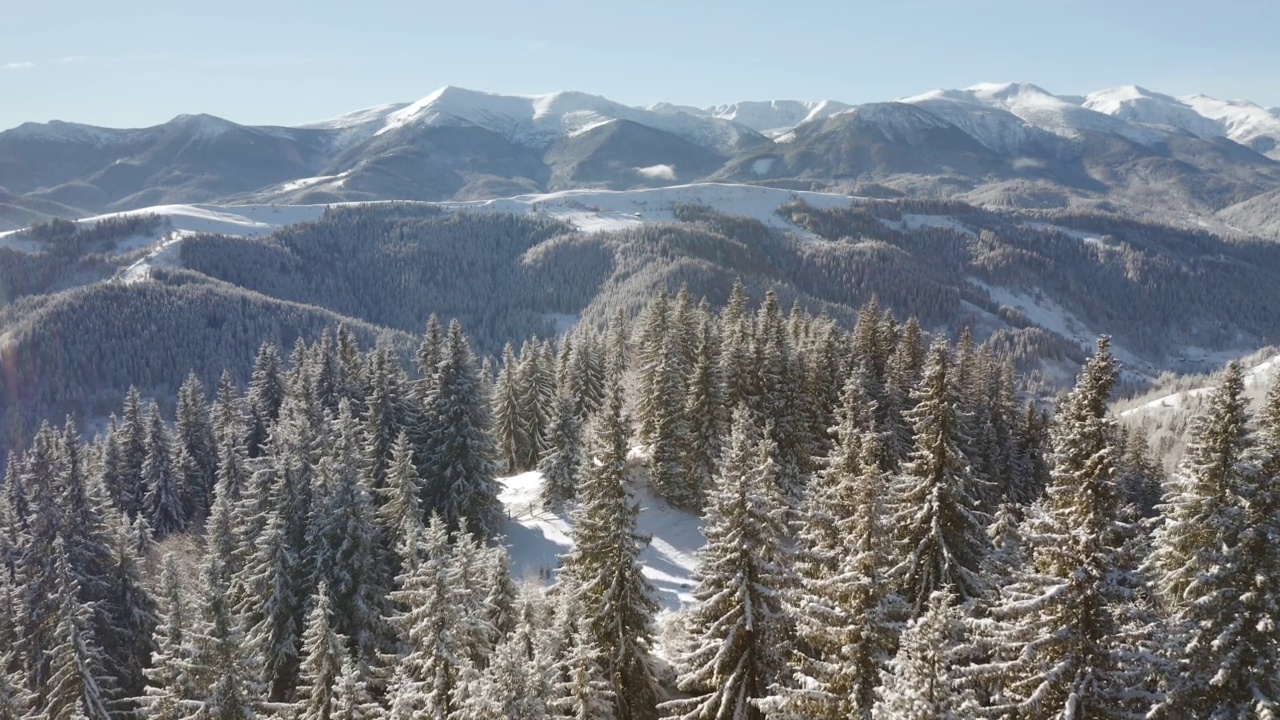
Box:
[693,99,854,135]
[377,86,762,153]
[498,469,703,611]
[902,82,1163,147]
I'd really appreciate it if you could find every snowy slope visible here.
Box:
[696,99,855,134]
[1118,353,1280,419]
[900,82,1164,147]
[498,469,703,611]
[1082,86,1223,138]
[378,86,763,153]
[1177,94,1280,157]
[435,182,854,234]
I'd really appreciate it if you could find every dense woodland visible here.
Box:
[5,279,1280,719]
[10,196,1280,460]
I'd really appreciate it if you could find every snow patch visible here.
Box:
[880,214,976,236]
[751,157,775,176]
[1028,222,1106,246]
[497,470,703,610]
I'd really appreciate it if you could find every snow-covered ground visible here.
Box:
[1119,353,1280,419]
[437,182,854,235]
[497,469,703,612]
[881,213,977,236]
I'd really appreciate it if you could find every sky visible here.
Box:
[2,0,1279,131]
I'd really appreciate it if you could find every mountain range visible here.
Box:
[5,82,1280,235]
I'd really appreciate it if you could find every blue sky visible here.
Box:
[3,0,1278,130]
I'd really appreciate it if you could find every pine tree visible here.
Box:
[764,380,901,720]
[462,613,550,720]
[719,280,754,414]
[416,321,503,538]
[309,402,389,666]
[539,388,584,510]
[634,290,672,446]
[0,649,32,719]
[245,342,286,458]
[871,590,974,720]
[548,624,615,720]
[176,372,219,523]
[114,387,149,517]
[143,403,187,540]
[679,319,726,514]
[649,331,691,508]
[888,339,991,610]
[661,410,792,720]
[975,338,1157,719]
[332,655,382,720]
[386,514,469,720]
[184,482,263,720]
[42,544,117,720]
[1148,361,1280,717]
[141,554,191,720]
[295,584,346,720]
[562,382,659,720]
[493,343,530,473]
[378,432,426,562]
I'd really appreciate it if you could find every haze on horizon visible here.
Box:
[3,0,1279,131]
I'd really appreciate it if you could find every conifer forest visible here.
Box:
[5,274,1280,720]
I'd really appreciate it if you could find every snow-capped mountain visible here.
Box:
[374,86,767,154]
[5,81,1280,235]
[698,99,855,135]
[901,82,1164,147]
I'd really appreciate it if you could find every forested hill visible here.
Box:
[5,190,1280,457]
[4,277,1278,717]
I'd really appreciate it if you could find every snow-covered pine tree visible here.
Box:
[660,409,792,720]
[309,402,388,667]
[212,370,243,451]
[461,607,550,720]
[548,622,615,720]
[763,380,901,720]
[100,513,157,711]
[1147,361,1280,717]
[114,387,149,517]
[649,331,692,509]
[888,338,991,611]
[719,280,754,414]
[493,343,530,473]
[140,554,190,720]
[871,590,974,720]
[678,319,726,514]
[0,648,33,719]
[634,290,672,446]
[143,403,187,540]
[539,387,584,510]
[416,320,503,538]
[236,484,303,703]
[385,514,470,720]
[40,541,117,720]
[332,654,382,720]
[176,372,218,523]
[295,583,346,720]
[569,327,606,419]
[378,431,426,562]
[562,381,659,720]
[245,342,286,459]
[974,337,1157,719]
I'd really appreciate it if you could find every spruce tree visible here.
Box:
[539,388,584,510]
[888,339,991,610]
[549,624,615,720]
[975,338,1156,719]
[1148,361,1280,717]
[764,381,901,720]
[416,321,503,538]
[649,332,691,508]
[295,584,346,720]
[245,342,286,458]
[40,540,116,720]
[140,554,190,720]
[378,432,426,560]
[114,387,149,517]
[562,382,659,720]
[871,590,974,720]
[143,404,186,540]
[386,514,469,720]
[176,372,218,522]
[493,344,529,473]
[661,409,791,720]
[680,318,726,514]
